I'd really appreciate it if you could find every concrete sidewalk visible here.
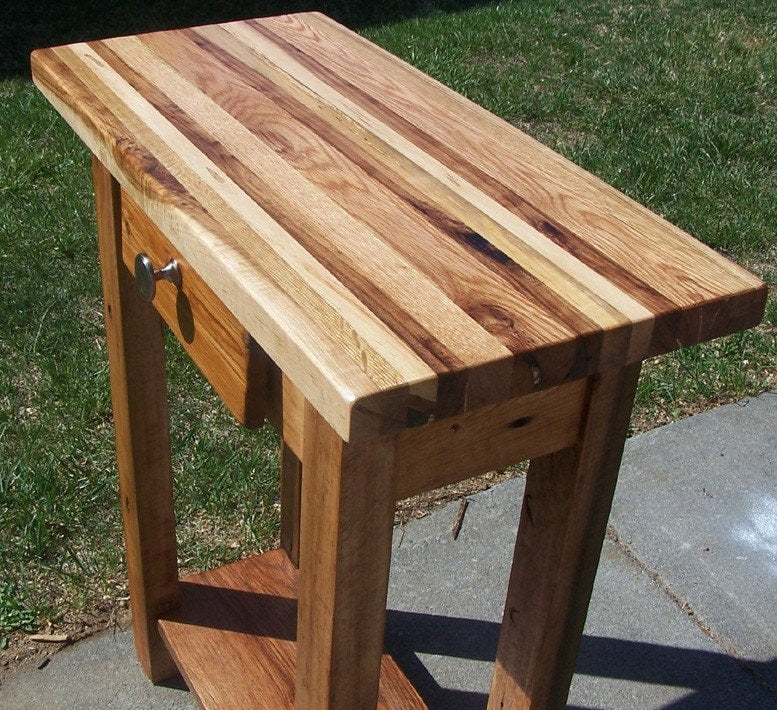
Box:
[2,391,776,708]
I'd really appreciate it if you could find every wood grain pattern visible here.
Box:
[158,550,425,708]
[121,189,267,427]
[290,15,761,316]
[31,12,766,441]
[395,379,586,500]
[92,157,179,682]
[296,403,397,708]
[279,441,302,567]
[488,364,641,709]
[266,367,306,459]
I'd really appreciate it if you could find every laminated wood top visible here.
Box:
[32,12,766,441]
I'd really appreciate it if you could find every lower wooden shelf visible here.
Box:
[158,549,426,708]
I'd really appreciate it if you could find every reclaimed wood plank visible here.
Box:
[295,13,766,329]
[141,28,592,363]
[395,379,586,500]
[31,12,766,442]
[487,364,642,709]
[158,550,425,708]
[225,18,654,364]
[296,403,397,708]
[32,45,401,441]
[279,441,302,568]
[92,157,179,682]
[121,189,267,427]
[108,33,514,381]
[265,366,305,459]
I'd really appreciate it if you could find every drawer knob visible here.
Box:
[134,253,181,301]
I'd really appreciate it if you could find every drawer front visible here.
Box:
[120,190,267,428]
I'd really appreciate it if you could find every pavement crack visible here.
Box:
[397,523,406,548]
[605,523,777,701]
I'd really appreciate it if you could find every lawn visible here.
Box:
[1,0,775,654]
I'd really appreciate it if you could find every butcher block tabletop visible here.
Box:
[31,12,766,441]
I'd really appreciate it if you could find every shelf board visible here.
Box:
[158,549,425,708]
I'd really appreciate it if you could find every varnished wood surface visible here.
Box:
[395,379,586,499]
[488,364,642,708]
[296,403,398,707]
[267,368,585,501]
[266,367,307,458]
[33,13,766,440]
[279,441,302,567]
[92,158,179,682]
[158,550,426,708]
[121,189,267,427]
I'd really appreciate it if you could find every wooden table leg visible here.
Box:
[279,440,302,568]
[93,157,180,682]
[295,402,396,709]
[488,363,641,709]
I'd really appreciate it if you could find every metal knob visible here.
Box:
[134,253,181,302]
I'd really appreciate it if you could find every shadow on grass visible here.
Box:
[1,0,492,80]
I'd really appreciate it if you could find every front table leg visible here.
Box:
[489,364,641,709]
[296,403,396,708]
[93,157,180,682]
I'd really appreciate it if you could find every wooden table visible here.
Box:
[32,12,766,709]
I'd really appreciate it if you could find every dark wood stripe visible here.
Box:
[176,31,598,348]
[309,14,751,303]
[41,46,402,398]
[38,49,266,270]
[252,20,677,318]
[48,49,272,283]
[32,48,186,205]
[90,39,469,374]
[172,29,609,356]
[40,38,606,400]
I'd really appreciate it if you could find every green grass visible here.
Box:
[0,79,282,640]
[1,0,775,645]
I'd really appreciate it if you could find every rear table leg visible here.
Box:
[279,440,302,567]
[488,364,641,709]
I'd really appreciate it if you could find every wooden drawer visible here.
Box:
[120,190,267,427]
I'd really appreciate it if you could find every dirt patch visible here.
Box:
[0,604,131,683]
[394,466,524,526]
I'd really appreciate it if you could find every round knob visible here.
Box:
[134,253,181,302]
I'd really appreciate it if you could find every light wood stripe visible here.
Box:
[193,25,622,369]
[101,35,514,375]
[200,23,638,374]
[31,13,766,438]
[62,36,522,424]
[298,12,763,299]
[196,24,639,387]
[87,37,516,413]
[226,20,657,356]
[35,46,397,437]
[138,28,590,359]
[74,41,421,387]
